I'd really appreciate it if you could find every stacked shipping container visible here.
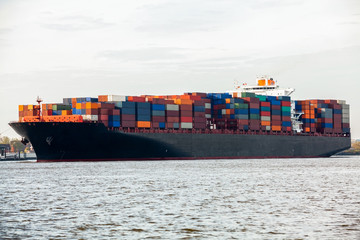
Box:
[17,92,350,135]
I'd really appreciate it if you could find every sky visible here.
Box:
[0,0,359,138]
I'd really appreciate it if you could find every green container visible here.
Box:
[241,92,256,98]
[234,103,248,109]
[52,104,71,111]
[281,106,291,112]
[256,95,267,102]
[249,114,260,120]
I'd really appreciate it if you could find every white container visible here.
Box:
[205,103,211,109]
[108,95,126,102]
[166,104,179,111]
[181,122,193,129]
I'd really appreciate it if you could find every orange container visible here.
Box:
[76,103,82,109]
[261,121,271,126]
[258,79,266,86]
[18,105,24,111]
[272,125,281,131]
[137,121,151,128]
[62,110,72,115]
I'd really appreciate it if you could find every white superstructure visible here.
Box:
[230,76,303,133]
[231,77,294,96]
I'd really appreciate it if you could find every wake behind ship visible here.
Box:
[9,78,351,162]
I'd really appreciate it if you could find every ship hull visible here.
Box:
[9,122,351,162]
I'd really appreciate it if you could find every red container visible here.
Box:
[281,101,291,107]
[180,105,192,111]
[213,104,226,110]
[86,109,99,115]
[249,103,260,109]
[122,114,136,121]
[166,110,179,117]
[167,117,179,123]
[260,111,270,116]
[152,116,165,122]
[260,102,270,107]
[239,120,249,125]
[100,115,108,121]
[98,103,115,109]
[193,100,205,106]
[282,116,291,121]
[272,120,282,125]
[194,117,206,123]
[205,109,212,114]
[121,120,136,127]
[271,105,281,110]
[272,115,281,121]
[194,112,205,117]
[243,97,260,103]
[180,117,192,122]
[152,98,166,105]
[180,111,192,117]
[194,122,206,129]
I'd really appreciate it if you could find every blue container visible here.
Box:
[137,114,151,121]
[137,108,151,115]
[249,108,259,114]
[159,122,166,128]
[122,108,136,115]
[152,104,165,111]
[282,111,291,116]
[122,102,136,108]
[277,96,291,101]
[226,103,234,109]
[282,121,291,127]
[194,106,205,112]
[244,125,249,131]
[260,106,270,112]
[267,96,277,101]
[137,102,151,109]
[321,123,333,128]
[271,100,281,106]
[333,109,342,114]
[152,110,165,116]
[85,97,98,102]
[272,110,281,115]
[173,123,179,128]
[72,108,77,114]
[81,109,86,115]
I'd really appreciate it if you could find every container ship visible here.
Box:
[9,78,351,162]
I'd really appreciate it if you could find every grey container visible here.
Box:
[181,122,193,129]
[166,104,179,111]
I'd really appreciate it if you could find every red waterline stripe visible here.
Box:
[37,155,324,162]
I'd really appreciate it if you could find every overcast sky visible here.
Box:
[0,0,359,138]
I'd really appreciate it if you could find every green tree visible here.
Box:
[10,139,26,152]
[0,136,10,144]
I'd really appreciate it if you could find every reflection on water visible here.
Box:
[1,156,360,239]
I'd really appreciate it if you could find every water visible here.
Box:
[1,157,360,239]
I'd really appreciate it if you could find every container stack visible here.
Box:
[279,96,292,132]
[234,101,249,131]
[295,100,315,133]
[121,102,136,128]
[340,102,350,133]
[151,98,166,129]
[193,100,206,129]
[166,102,179,129]
[136,102,151,128]
[243,95,260,131]
[268,97,281,131]
[260,101,271,131]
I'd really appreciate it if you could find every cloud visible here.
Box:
[98,48,188,62]
[0,28,12,34]
[41,15,115,31]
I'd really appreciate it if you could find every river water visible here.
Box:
[1,156,360,239]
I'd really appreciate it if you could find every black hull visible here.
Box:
[9,122,351,162]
